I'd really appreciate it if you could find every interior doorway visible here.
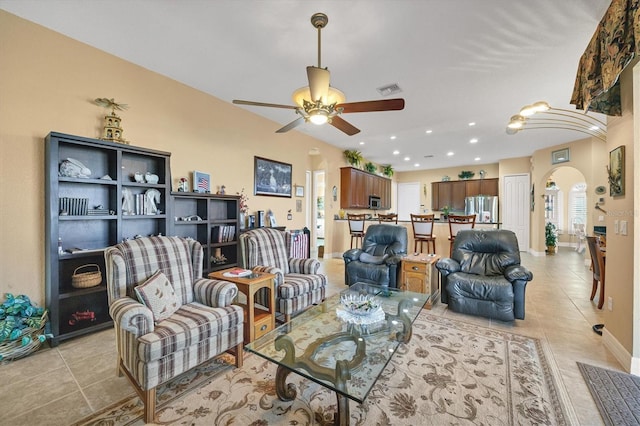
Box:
[313,170,325,256]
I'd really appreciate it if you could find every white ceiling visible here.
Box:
[1,0,611,171]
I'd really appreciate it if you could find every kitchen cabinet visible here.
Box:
[432,178,498,211]
[465,178,499,197]
[431,181,466,211]
[340,167,391,210]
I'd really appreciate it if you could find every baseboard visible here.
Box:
[529,249,546,257]
[602,327,634,373]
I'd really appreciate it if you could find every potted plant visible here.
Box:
[441,205,451,219]
[458,170,475,180]
[545,222,557,255]
[382,164,394,177]
[343,150,363,168]
[364,161,376,173]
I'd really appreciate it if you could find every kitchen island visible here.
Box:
[330,218,499,258]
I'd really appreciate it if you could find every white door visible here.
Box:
[502,174,530,251]
[397,182,420,221]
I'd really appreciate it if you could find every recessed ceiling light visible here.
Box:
[404,156,410,161]
[470,138,478,143]
[359,141,365,145]
[414,163,420,167]
[390,136,397,140]
[474,157,481,161]
[393,150,400,155]
[447,152,454,156]
[590,125,600,130]
[468,122,476,126]
[426,130,433,134]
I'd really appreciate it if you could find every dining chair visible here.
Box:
[378,213,398,224]
[586,236,606,309]
[410,213,436,254]
[448,214,476,256]
[347,213,366,249]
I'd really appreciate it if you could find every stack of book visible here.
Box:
[211,225,236,243]
[59,197,88,215]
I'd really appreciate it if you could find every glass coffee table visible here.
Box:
[245,283,429,425]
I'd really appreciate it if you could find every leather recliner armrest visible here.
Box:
[436,258,461,276]
[384,254,403,266]
[504,265,533,282]
[343,248,362,263]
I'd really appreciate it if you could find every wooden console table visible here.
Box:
[400,254,441,309]
[209,269,276,344]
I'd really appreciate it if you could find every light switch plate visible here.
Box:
[620,220,628,236]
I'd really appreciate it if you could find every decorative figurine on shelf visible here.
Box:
[122,188,134,215]
[59,158,91,178]
[94,97,130,145]
[218,185,226,195]
[178,177,189,192]
[144,189,161,215]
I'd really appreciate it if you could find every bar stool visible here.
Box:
[347,213,366,249]
[378,213,398,223]
[410,214,436,254]
[448,214,476,255]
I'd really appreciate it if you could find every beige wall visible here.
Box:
[0,11,348,305]
[601,62,636,353]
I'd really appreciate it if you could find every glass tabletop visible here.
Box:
[245,282,430,402]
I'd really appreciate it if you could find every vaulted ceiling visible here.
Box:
[0,0,611,171]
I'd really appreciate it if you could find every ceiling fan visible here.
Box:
[233,13,405,136]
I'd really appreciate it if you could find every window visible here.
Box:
[568,183,587,235]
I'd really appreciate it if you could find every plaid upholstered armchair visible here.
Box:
[239,228,327,322]
[104,236,244,423]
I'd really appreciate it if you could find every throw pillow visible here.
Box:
[134,270,181,322]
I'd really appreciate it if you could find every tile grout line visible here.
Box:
[57,346,97,413]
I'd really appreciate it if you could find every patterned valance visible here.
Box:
[571,0,640,116]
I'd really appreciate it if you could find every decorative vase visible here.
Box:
[239,212,246,229]
[547,245,556,255]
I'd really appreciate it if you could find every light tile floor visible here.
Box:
[0,248,622,425]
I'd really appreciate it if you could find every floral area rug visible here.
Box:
[74,313,576,425]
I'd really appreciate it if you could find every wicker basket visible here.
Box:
[0,311,48,362]
[72,264,102,288]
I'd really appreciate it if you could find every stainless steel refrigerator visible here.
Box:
[465,196,499,223]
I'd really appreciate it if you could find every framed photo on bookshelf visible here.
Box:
[193,171,210,193]
[254,156,292,197]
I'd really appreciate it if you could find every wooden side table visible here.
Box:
[400,254,441,309]
[208,269,276,344]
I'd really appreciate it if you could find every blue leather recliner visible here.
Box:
[343,224,408,289]
[436,229,533,321]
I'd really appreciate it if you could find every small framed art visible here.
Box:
[551,148,570,164]
[193,171,210,193]
[608,146,625,197]
[295,185,304,197]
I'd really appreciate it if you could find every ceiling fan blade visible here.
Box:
[307,66,330,102]
[330,116,360,136]
[233,99,298,110]
[338,98,405,113]
[276,117,305,133]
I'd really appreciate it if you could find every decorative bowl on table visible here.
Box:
[340,293,380,316]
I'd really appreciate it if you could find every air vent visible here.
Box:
[424,155,434,158]
[376,83,402,96]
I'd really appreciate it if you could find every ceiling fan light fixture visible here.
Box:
[292,86,346,107]
[309,110,329,125]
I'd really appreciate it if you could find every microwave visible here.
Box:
[369,195,381,209]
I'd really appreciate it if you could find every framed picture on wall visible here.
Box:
[551,148,570,164]
[608,145,625,196]
[295,185,304,197]
[193,171,210,193]
[254,156,292,197]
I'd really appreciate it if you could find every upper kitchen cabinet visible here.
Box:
[465,178,499,197]
[340,167,391,210]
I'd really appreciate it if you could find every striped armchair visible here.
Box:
[239,228,327,323]
[104,236,244,423]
